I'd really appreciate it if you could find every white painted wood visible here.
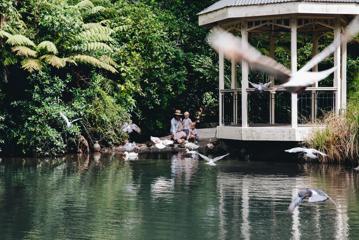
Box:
[311,34,319,122]
[198,2,359,26]
[216,125,325,141]
[341,41,347,112]
[231,60,238,124]
[291,19,298,128]
[334,20,341,115]
[269,33,275,125]
[241,21,249,128]
[219,51,224,126]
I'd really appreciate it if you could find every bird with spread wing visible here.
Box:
[207,16,359,93]
[197,153,229,166]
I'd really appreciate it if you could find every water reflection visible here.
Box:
[0,155,358,240]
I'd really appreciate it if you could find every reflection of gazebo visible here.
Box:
[198,0,358,141]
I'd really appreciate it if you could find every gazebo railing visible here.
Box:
[220,87,336,126]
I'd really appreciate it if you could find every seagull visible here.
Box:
[122,122,141,134]
[207,16,359,93]
[124,151,138,161]
[185,148,198,157]
[197,153,229,166]
[185,142,199,150]
[59,112,81,128]
[285,147,326,159]
[150,136,174,149]
[124,142,137,152]
[354,166,359,171]
[288,188,336,213]
[249,81,271,92]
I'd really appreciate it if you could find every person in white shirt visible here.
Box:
[182,111,192,137]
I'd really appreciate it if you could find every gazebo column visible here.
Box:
[231,59,238,125]
[341,41,347,112]
[311,34,319,122]
[334,19,341,115]
[269,33,275,125]
[241,21,249,128]
[290,19,298,128]
[219,51,224,126]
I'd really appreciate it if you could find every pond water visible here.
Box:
[0,153,359,240]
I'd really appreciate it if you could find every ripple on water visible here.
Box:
[0,155,358,240]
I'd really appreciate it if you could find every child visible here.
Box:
[187,122,199,143]
[182,111,192,137]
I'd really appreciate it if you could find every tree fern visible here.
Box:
[0,30,11,39]
[6,34,35,47]
[37,41,58,55]
[71,54,117,73]
[21,58,42,72]
[11,46,37,57]
[99,55,118,68]
[90,6,106,14]
[75,0,94,9]
[81,42,113,53]
[40,55,67,69]
[79,26,113,42]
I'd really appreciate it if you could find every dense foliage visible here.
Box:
[0,0,357,156]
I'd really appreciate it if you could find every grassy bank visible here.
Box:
[306,104,359,163]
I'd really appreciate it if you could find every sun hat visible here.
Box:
[174,110,182,116]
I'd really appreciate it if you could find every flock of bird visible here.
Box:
[56,15,359,213]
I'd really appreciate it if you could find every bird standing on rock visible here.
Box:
[93,141,101,152]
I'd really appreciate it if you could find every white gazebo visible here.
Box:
[198,0,359,141]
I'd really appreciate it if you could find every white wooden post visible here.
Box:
[269,33,275,125]
[341,41,347,112]
[241,21,249,128]
[231,59,238,125]
[219,51,224,126]
[290,19,298,128]
[334,20,341,115]
[311,34,319,122]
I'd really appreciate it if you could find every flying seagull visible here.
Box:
[249,81,272,92]
[197,153,229,166]
[288,188,336,213]
[122,122,141,134]
[59,112,81,128]
[354,166,359,171]
[285,147,326,159]
[207,16,359,93]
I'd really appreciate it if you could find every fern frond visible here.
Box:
[0,30,11,39]
[71,54,118,73]
[21,59,42,72]
[79,26,113,42]
[90,6,106,14]
[11,46,37,57]
[75,0,94,9]
[37,41,58,54]
[82,42,113,52]
[99,55,118,67]
[6,34,35,47]
[83,22,102,29]
[40,54,67,68]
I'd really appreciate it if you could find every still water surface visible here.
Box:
[0,153,359,240]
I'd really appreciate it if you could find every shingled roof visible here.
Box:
[199,0,359,15]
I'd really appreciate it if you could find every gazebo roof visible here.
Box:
[198,0,359,26]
